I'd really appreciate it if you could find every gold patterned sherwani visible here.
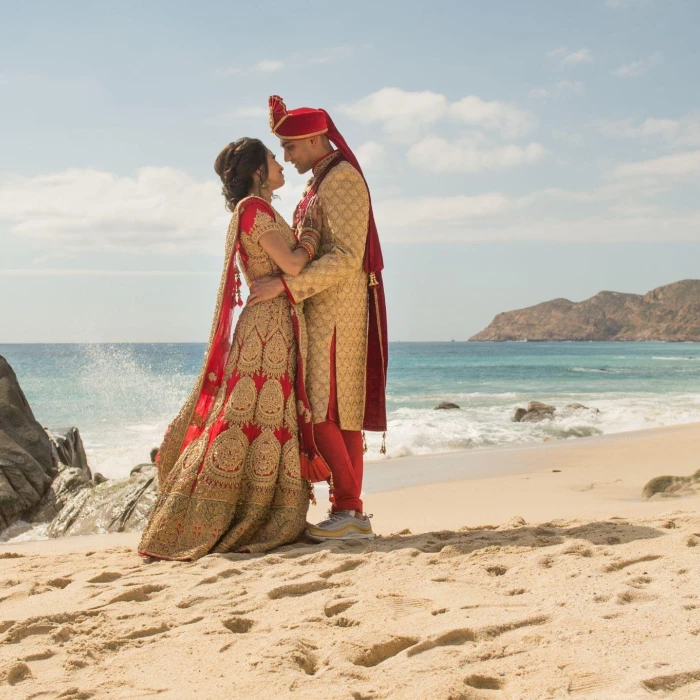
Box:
[283,154,370,430]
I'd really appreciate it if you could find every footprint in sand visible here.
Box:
[641,669,700,694]
[197,568,242,585]
[268,579,334,600]
[566,667,622,696]
[465,674,504,690]
[603,554,662,572]
[408,615,551,659]
[107,584,167,604]
[324,598,357,617]
[318,558,363,579]
[627,575,652,589]
[222,617,254,634]
[47,577,73,589]
[616,589,656,605]
[87,572,122,584]
[0,661,33,686]
[352,636,419,667]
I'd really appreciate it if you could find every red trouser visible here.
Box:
[313,332,364,513]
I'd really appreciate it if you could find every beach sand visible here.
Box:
[2,424,700,699]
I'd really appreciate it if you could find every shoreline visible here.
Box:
[3,421,699,551]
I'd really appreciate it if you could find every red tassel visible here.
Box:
[300,453,331,482]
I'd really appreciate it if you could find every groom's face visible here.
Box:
[280,138,315,175]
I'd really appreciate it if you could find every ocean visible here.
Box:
[2,341,700,482]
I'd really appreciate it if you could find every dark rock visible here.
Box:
[93,473,108,485]
[0,356,57,530]
[513,408,528,422]
[434,402,460,410]
[514,401,556,423]
[46,428,91,478]
[47,465,158,538]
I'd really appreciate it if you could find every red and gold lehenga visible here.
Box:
[138,196,329,561]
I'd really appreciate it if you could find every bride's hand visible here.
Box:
[301,195,323,233]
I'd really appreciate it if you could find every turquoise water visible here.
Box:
[2,341,700,478]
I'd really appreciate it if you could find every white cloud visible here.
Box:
[562,48,593,66]
[407,136,546,173]
[254,60,284,72]
[612,52,662,78]
[355,141,388,171]
[374,185,700,243]
[612,150,700,180]
[547,47,593,67]
[340,87,447,142]
[0,168,229,254]
[341,88,535,143]
[448,96,536,138]
[598,114,700,147]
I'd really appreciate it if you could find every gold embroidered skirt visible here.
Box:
[138,296,310,560]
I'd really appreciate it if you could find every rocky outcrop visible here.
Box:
[0,356,57,530]
[642,470,700,500]
[0,356,160,540]
[435,402,460,410]
[470,280,700,341]
[47,465,158,538]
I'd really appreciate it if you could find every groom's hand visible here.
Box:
[247,275,285,307]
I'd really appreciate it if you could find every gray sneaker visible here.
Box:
[306,510,374,542]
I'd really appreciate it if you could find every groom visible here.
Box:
[247,95,388,541]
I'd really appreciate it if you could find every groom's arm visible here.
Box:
[283,165,369,303]
[248,166,369,307]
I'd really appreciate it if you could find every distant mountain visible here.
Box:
[470,280,700,342]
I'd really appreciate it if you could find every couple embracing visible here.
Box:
[138,96,388,560]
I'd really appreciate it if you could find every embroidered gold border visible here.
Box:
[273,128,329,140]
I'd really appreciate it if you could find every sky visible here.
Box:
[1,0,699,342]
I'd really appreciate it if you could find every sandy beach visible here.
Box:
[2,424,700,699]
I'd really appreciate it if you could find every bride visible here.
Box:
[139,137,329,560]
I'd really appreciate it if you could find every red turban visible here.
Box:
[269,96,329,140]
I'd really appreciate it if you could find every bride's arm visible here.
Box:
[258,231,313,277]
[257,197,322,277]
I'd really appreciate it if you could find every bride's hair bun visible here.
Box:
[214,138,269,212]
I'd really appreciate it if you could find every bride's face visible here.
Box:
[265,150,285,191]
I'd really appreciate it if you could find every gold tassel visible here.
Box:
[362,431,368,454]
[368,272,379,287]
[380,431,386,455]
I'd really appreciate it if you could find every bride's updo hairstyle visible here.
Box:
[214,137,269,212]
